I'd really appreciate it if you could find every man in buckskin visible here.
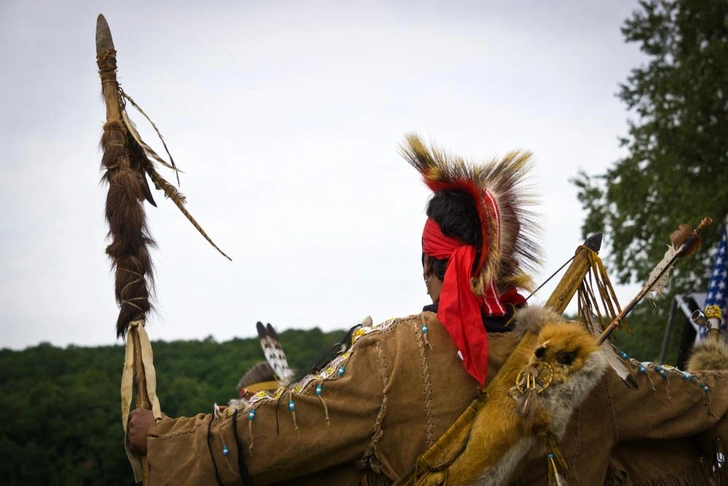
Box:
[128,135,728,485]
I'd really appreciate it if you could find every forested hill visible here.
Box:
[0,327,347,486]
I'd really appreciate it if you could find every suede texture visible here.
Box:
[146,312,728,485]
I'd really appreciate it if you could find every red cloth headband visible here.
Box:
[422,218,507,387]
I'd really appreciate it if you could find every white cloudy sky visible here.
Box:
[0,0,648,350]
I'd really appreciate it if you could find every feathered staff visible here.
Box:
[597,217,712,344]
[95,14,230,483]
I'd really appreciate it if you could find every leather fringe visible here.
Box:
[605,456,728,486]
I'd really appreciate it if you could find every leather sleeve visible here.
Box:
[610,360,728,441]
[145,313,480,485]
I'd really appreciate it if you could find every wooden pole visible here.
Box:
[96,14,152,484]
[544,233,602,314]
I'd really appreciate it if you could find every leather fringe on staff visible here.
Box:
[95,13,230,484]
[96,14,159,485]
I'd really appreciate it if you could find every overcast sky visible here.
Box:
[0,0,649,350]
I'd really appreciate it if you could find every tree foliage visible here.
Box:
[0,328,346,485]
[573,0,728,360]
[574,0,728,287]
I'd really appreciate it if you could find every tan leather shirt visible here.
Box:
[146,312,728,485]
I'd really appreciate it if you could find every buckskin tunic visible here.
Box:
[145,312,728,485]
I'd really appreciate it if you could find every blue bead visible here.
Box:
[288,400,295,411]
[222,445,229,456]
[316,385,322,396]
[547,453,554,459]
[619,351,628,359]
[638,364,646,373]
[338,366,345,376]
[655,365,663,372]
[422,325,428,333]
[248,410,256,420]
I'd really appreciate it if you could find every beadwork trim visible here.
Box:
[240,317,401,412]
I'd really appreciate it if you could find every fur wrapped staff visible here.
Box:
[96,14,230,339]
[95,14,229,483]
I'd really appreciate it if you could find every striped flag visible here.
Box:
[700,224,728,337]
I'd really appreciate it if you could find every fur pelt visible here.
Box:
[101,120,156,337]
[420,308,607,486]
[687,333,728,467]
[687,335,728,372]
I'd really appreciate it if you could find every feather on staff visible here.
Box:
[598,217,712,345]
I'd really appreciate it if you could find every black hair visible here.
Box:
[423,189,483,281]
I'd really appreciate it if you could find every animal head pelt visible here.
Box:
[433,308,607,486]
[514,320,607,428]
[529,322,603,382]
[400,134,541,294]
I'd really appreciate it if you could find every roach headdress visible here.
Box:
[401,134,541,294]
[401,134,542,386]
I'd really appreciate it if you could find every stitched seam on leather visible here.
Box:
[358,338,389,469]
[416,318,435,447]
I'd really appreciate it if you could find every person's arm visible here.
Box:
[132,313,482,485]
[140,320,397,486]
[611,358,728,440]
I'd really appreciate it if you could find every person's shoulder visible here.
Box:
[345,312,443,346]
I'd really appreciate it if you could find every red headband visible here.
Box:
[422,218,507,387]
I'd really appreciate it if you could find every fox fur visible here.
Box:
[687,332,728,463]
[687,334,728,372]
[425,307,607,486]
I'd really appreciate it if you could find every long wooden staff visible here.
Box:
[95,14,159,484]
[96,13,231,483]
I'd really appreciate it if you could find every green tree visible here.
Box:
[0,326,348,484]
[573,0,728,361]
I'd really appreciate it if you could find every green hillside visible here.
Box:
[0,327,347,485]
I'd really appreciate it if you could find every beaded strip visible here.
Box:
[231,316,403,447]
[615,349,714,409]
